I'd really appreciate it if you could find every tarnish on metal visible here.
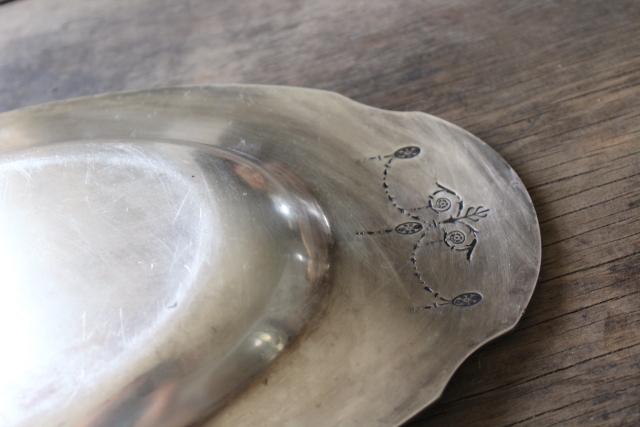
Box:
[0,86,541,427]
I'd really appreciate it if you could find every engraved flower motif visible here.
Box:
[394,221,423,235]
[428,186,462,219]
[451,292,483,307]
[433,197,452,212]
[445,229,466,245]
[441,222,478,258]
[393,146,421,159]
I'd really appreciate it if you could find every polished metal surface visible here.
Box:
[0,86,540,427]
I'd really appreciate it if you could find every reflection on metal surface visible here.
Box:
[0,138,331,427]
[0,86,541,427]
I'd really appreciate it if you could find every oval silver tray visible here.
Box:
[0,86,540,427]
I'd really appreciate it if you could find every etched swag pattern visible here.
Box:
[356,146,489,309]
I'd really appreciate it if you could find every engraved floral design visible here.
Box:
[451,292,483,307]
[356,146,489,309]
[441,221,478,257]
[393,146,421,159]
[395,221,424,235]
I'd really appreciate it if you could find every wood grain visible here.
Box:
[0,0,638,425]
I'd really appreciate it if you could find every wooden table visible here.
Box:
[1,0,638,425]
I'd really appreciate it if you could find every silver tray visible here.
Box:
[0,85,541,427]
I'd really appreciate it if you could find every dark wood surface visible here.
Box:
[1,0,639,425]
